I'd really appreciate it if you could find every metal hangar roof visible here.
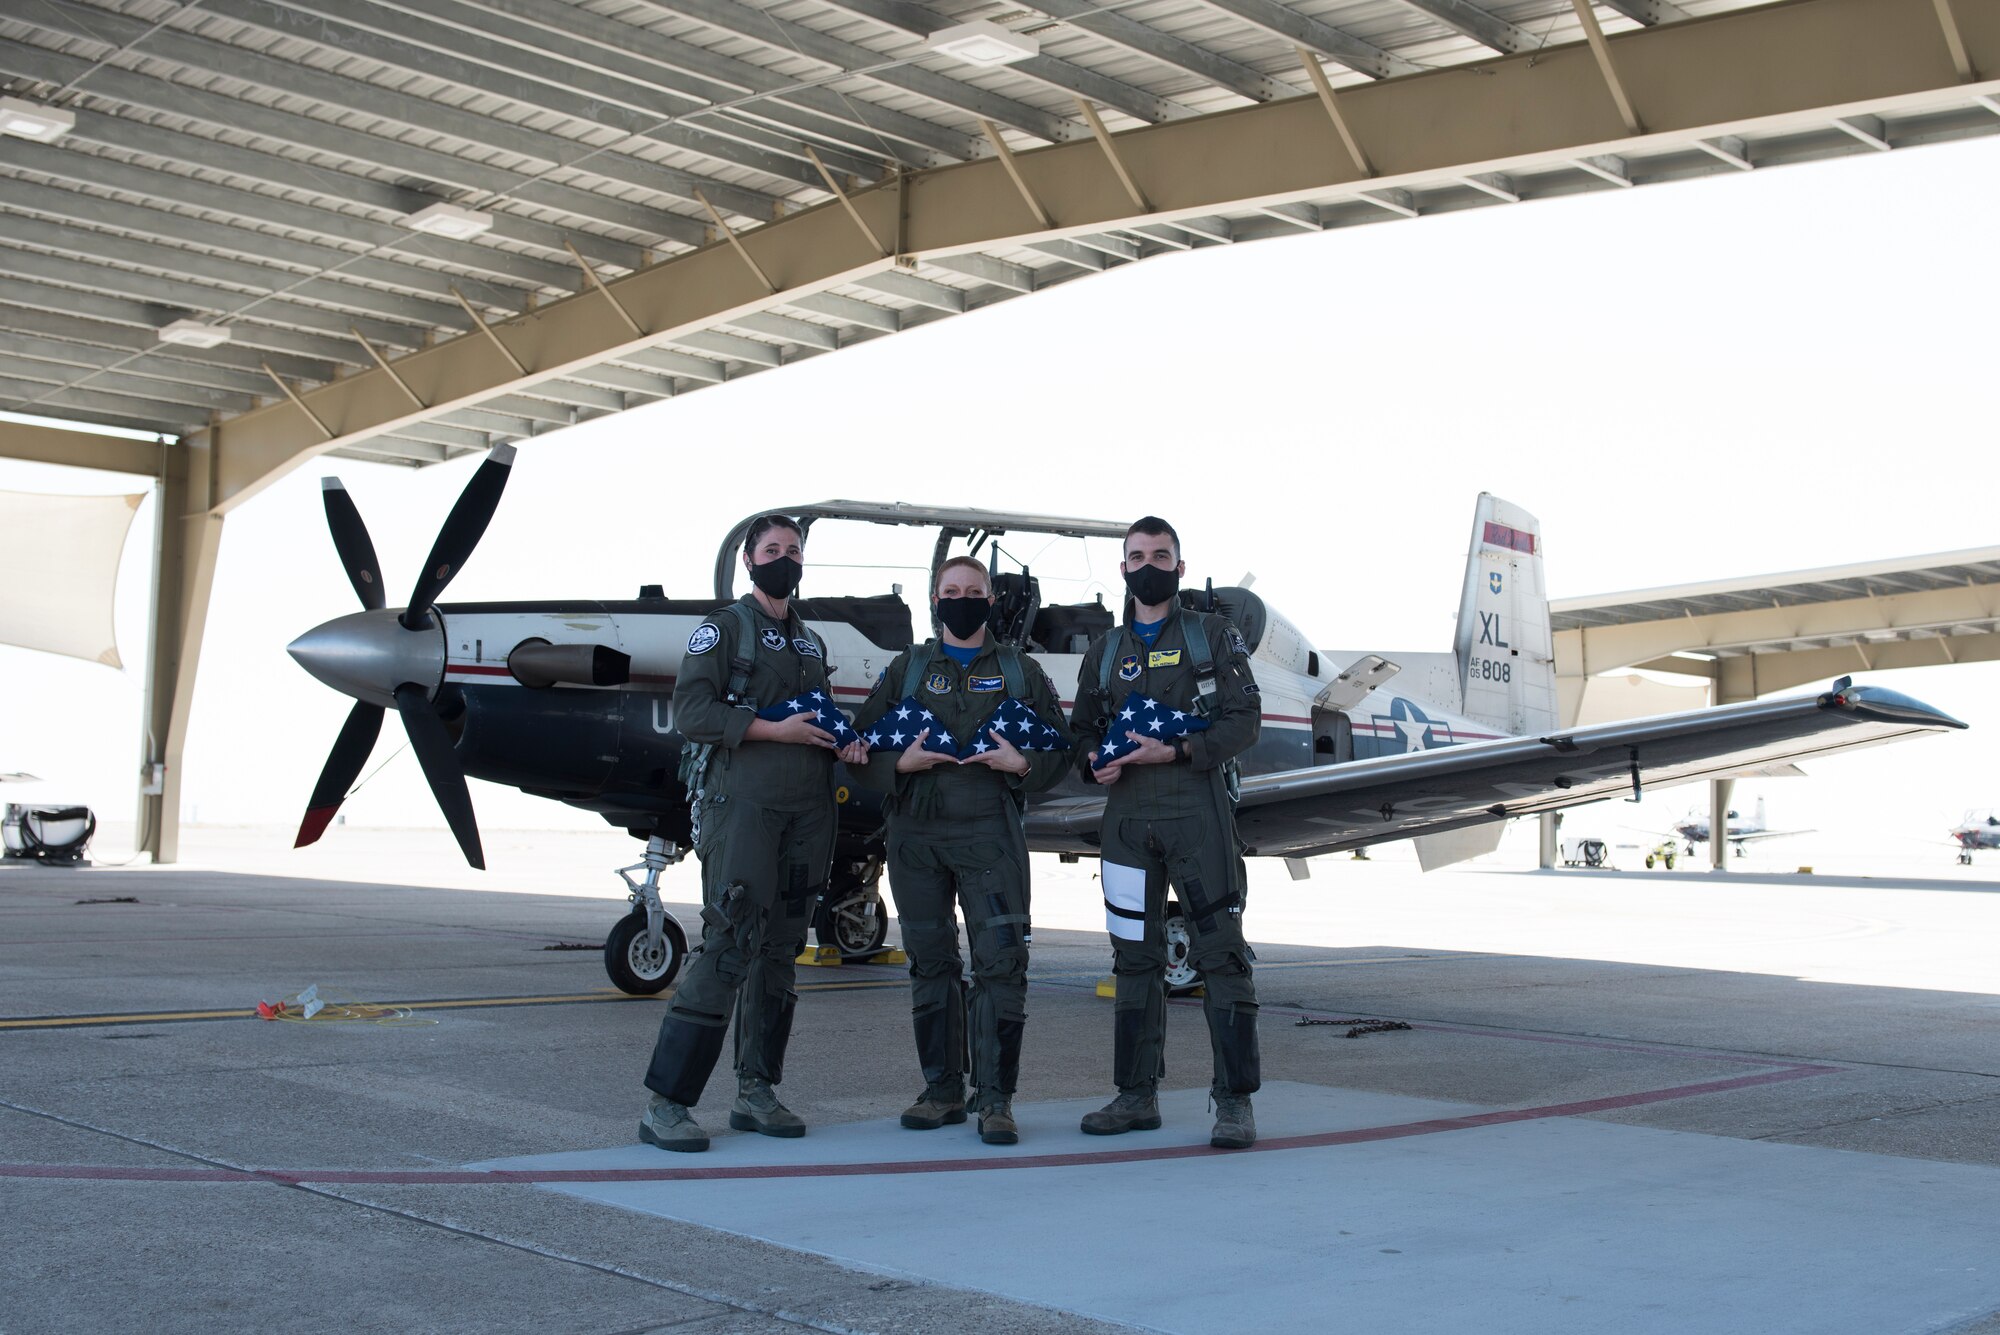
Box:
[1,0,1995,506]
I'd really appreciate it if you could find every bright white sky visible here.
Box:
[4,132,1997,864]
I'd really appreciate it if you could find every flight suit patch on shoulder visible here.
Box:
[687,624,720,655]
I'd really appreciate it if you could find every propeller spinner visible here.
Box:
[288,444,516,868]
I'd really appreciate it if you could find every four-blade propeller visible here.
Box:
[292,445,515,868]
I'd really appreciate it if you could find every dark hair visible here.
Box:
[742,514,804,559]
[1124,516,1180,557]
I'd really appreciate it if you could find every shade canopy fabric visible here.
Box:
[0,489,144,669]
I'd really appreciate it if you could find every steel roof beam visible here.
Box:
[615,349,729,385]
[0,332,278,398]
[342,0,974,166]
[781,291,901,332]
[0,248,431,353]
[1373,0,1536,54]
[923,254,1037,293]
[808,0,1195,124]
[1179,0,1424,77]
[0,308,338,385]
[1,199,493,333]
[2,176,538,314]
[57,108,654,269]
[1594,0,1691,25]
[853,269,967,312]
[205,0,957,175]
[17,0,808,208]
[0,354,259,415]
[0,375,207,433]
[1009,0,1301,101]
[725,312,841,351]
[0,42,691,260]
[623,0,1085,144]
[191,0,1999,513]
[0,416,167,475]
[0,276,358,373]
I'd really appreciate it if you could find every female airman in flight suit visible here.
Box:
[844,556,1073,1144]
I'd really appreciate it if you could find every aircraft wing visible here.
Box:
[1729,828,1814,844]
[1022,684,1962,860]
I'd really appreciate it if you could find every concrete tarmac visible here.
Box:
[3,828,1998,1333]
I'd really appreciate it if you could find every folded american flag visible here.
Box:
[862,697,962,758]
[1090,691,1209,770]
[756,690,858,743]
[965,696,1070,757]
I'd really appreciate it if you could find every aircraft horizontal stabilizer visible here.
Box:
[1316,655,1400,712]
[1023,683,1963,861]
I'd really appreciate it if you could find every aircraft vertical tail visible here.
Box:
[1754,794,1766,830]
[1453,494,1557,737]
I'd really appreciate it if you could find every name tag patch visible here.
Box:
[969,674,1004,693]
[1118,654,1142,682]
[793,637,822,659]
[924,671,952,695]
[759,627,788,651]
[1148,649,1182,668]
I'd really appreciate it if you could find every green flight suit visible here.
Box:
[850,639,1073,1112]
[1069,607,1263,1098]
[643,593,836,1107]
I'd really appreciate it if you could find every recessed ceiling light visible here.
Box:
[0,96,75,141]
[157,320,232,348]
[401,201,494,239]
[925,20,1038,67]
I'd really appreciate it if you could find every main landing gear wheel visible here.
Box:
[604,909,686,995]
[1163,904,1200,995]
[817,890,889,960]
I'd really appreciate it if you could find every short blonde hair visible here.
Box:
[935,554,990,593]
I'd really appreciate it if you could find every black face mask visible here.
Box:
[934,596,992,640]
[1124,563,1180,608]
[748,556,801,599]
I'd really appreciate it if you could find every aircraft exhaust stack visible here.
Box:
[289,446,517,869]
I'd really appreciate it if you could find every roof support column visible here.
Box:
[1709,656,1758,872]
[137,432,222,865]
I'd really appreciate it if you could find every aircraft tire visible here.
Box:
[604,908,686,995]
[816,889,889,960]
[1163,905,1201,996]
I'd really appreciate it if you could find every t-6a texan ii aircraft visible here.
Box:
[285,448,1964,994]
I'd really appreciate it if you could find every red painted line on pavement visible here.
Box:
[0,1062,1836,1187]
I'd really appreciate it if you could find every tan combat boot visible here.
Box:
[1210,1092,1256,1149]
[639,1095,710,1153]
[900,1082,968,1130]
[729,1076,806,1138]
[978,1099,1019,1146]
[1079,1086,1162,1135]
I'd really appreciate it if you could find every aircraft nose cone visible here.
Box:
[288,609,445,710]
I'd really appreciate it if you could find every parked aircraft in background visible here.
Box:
[282,452,1965,994]
[1948,809,2000,865]
[1670,795,1811,857]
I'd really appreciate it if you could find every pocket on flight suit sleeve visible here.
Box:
[1101,860,1147,941]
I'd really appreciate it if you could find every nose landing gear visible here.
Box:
[604,835,691,995]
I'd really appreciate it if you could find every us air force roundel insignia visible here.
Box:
[925,671,952,694]
[793,637,822,659]
[686,623,720,655]
[1118,654,1142,682]
[760,626,788,652]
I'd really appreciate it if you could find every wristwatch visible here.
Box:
[1173,736,1192,763]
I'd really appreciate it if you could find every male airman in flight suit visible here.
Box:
[1070,516,1264,1149]
[846,555,1073,1144]
[639,515,839,1152]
